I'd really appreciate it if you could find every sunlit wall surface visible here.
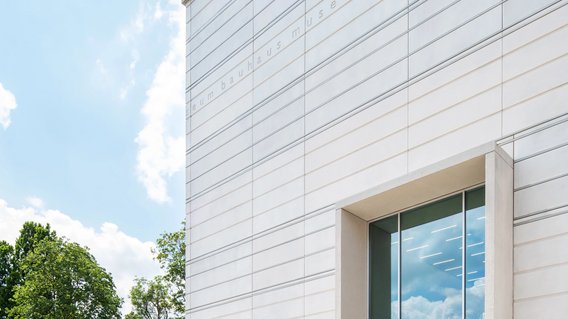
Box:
[184,0,568,318]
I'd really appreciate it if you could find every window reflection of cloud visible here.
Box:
[401,214,463,298]
[401,212,463,318]
[394,283,485,319]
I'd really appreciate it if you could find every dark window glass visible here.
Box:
[369,215,398,319]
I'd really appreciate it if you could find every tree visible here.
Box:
[1,222,122,319]
[153,222,185,314]
[127,277,172,319]
[127,222,185,319]
[0,222,56,319]
[0,241,14,319]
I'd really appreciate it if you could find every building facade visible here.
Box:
[183,0,568,318]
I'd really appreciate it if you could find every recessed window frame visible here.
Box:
[335,142,513,319]
[368,185,487,319]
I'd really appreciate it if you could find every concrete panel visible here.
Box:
[252,82,303,126]
[253,237,304,272]
[306,0,405,69]
[305,226,335,255]
[408,114,502,171]
[306,130,407,193]
[190,128,252,178]
[306,60,407,133]
[190,115,252,163]
[191,89,253,144]
[515,144,568,189]
[409,0,498,52]
[503,3,568,54]
[252,96,303,144]
[190,43,253,107]
[192,2,253,63]
[254,1,298,33]
[306,153,407,213]
[190,180,251,226]
[515,210,568,245]
[306,35,407,113]
[191,255,252,292]
[189,297,252,319]
[254,37,304,87]
[408,40,501,101]
[409,86,501,148]
[305,289,335,316]
[253,157,303,198]
[305,106,406,173]
[252,259,304,290]
[503,53,568,109]
[190,218,252,258]
[503,25,568,81]
[514,232,568,273]
[192,20,253,82]
[514,175,568,218]
[252,177,304,215]
[255,61,304,103]
[191,0,229,31]
[253,220,304,253]
[306,15,407,91]
[515,293,568,319]
[190,148,252,195]
[503,0,559,28]
[409,6,501,78]
[189,170,251,212]
[253,118,304,161]
[253,221,305,253]
[515,263,568,300]
[408,59,501,125]
[189,275,252,308]
[252,282,304,318]
[255,2,304,51]
[305,90,407,153]
[306,248,335,276]
[252,143,303,180]
[513,119,568,160]
[191,201,252,242]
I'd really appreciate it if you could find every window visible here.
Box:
[369,187,486,319]
[335,143,513,319]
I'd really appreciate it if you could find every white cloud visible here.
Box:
[0,82,17,130]
[0,198,161,315]
[25,196,44,209]
[135,0,185,203]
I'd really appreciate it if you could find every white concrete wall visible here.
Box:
[185,0,568,318]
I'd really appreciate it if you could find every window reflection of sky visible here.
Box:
[466,205,485,319]
[401,212,463,319]
[370,188,486,319]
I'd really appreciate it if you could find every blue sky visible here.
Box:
[0,0,186,312]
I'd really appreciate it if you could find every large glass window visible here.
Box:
[369,187,485,319]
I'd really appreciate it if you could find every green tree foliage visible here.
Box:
[127,222,185,319]
[0,222,122,319]
[0,241,14,318]
[0,222,57,318]
[127,277,172,319]
[153,222,185,314]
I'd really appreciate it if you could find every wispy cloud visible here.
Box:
[135,0,185,203]
[0,82,17,130]
[25,196,44,209]
[0,197,161,315]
